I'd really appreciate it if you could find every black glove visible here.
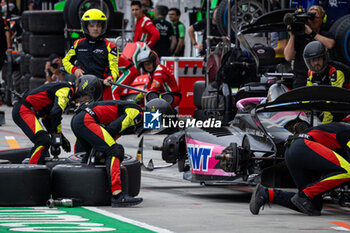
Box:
[62,134,71,153]
[51,134,62,157]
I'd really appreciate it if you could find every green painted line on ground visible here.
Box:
[0,207,171,233]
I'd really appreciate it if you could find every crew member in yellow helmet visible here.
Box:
[63,8,119,100]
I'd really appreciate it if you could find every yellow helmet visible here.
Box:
[81,9,107,38]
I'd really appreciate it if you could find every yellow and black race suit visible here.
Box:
[307,65,345,123]
[63,38,119,100]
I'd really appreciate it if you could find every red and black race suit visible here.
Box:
[267,122,350,212]
[12,82,75,164]
[286,122,350,198]
[147,64,180,107]
[71,100,142,192]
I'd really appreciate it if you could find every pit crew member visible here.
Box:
[62,9,118,100]
[12,82,75,164]
[71,74,144,207]
[136,50,180,107]
[250,121,350,216]
[304,41,346,123]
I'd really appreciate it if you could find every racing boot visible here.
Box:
[249,183,269,215]
[291,192,321,216]
[111,192,143,207]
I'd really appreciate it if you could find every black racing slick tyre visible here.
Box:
[67,0,115,29]
[29,77,45,90]
[66,153,140,197]
[26,10,65,34]
[12,70,22,94]
[0,164,51,206]
[20,53,31,76]
[22,32,31,54]
[331,14,350,66]
[216,0,265,36]
[20,74,31,93]
[29,56,48,77]
[51,164,128,206]
[122,155,141,197]
[21,11,30,32]
[0,148,31,164]
[63,0,73,28]
[329,15,350,37]
[29,34,65,57]
[216,0,229,36]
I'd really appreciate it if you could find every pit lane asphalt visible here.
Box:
[0,105,349,233]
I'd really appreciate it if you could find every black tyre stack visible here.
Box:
[0,165,51,206]
[0,148,142,206]
[1,55,22,106]
[21,10,66,91]
[329,14,350,66]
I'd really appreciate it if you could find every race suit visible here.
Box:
[133,14,160,48]
[12,82,75,164]
[146,64,180,107]
[112,56,139,100]
[307,65,345,123]
[62,38,119,100]
[71,100,142,193]
[267,122,350,211]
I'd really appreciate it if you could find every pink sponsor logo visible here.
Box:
[186,138,237,176]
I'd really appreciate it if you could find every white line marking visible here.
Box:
[5,136,15,140]
[332,227,350,231]
[84,207,174,233]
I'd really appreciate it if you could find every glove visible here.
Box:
[61,134,71,153]
[51,134,62,157]
[135,92,144,104]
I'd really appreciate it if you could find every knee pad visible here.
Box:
[106,143,124,162]
[33,130,51,147]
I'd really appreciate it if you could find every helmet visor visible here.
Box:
[82,20,107,38]
[86,20,105,27]
[304,55,326,73]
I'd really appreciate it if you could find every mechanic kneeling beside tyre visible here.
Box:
[250,120,350,216]
[71,75,143,207]
[12,82,76,164]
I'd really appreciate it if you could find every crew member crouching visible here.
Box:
[71,75,143,207]
[12,82,75,164]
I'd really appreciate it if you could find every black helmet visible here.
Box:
[81,9,107,39]
[137,50,159,72]
[145,98,173,115]
[303,41,328,74]
[76,75,103,102]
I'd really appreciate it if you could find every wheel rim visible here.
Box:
[78,0,111,22]
[230,1,264,32]
[345,30,350,63]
